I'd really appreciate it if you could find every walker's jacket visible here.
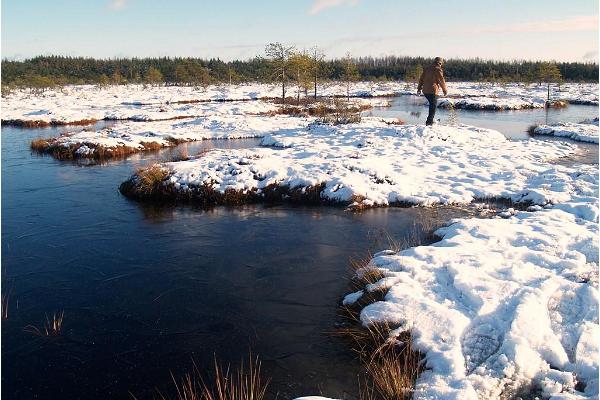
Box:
[418,64,448,95]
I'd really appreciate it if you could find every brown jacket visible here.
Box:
[417,64,448,96]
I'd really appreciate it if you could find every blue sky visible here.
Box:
[2,0,598,62]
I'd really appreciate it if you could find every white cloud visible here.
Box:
[309,0,358,15]
[108,0,126,11]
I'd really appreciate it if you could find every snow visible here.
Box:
[158,120,590,209]
[533,121,600,144]
[438,96,546,110]
[2,81,597,124]
[4,82,598,398]
[43,110,308,155]
[358,198,599,399]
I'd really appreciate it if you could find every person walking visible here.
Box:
[417,57,448,126]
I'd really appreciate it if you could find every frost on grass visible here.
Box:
[357,198,599,399]
[532,120,599,144]
[121,119,591,209]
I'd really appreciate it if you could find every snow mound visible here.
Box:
[160,121,588,208]
[439,96,545,110]
[359,202,599,399]
[42,113,308,155]
[534,122,599,144]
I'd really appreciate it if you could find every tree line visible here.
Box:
[1,48,597,92]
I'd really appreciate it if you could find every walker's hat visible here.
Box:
[434,57,444,65]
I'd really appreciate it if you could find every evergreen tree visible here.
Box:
[341,53,359,102]
[308,46,326,98]
[290,51,311,104]
[144,66,163,86]
[405,64,423,89]
[536,62,563,101]
[265,42,295,106]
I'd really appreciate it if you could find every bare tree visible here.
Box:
[265,42,295,106]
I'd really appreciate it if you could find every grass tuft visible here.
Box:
[2,292,9,320]
[157,353,270,400]
[24,311,65,337]
[135,165,170,196]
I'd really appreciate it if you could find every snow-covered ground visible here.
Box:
[351,190,598,399]
[6,81,599,399]
[136,120,589,209]
[533,121,600,144]
[32,108,309,158]
[438,96,546,110]
[120,114,597,399]
[2,81,597,124]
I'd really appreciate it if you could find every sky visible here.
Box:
[1,0,598,62]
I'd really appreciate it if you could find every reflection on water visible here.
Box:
[2,125,474,399]
[366,95,599,140]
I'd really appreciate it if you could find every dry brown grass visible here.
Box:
[164,147,190,162]
[381,118,405,126]
[24,311,65,337]
[32,135,165,161]
[527,125,538,136]
[31,138,52,152]
[156,354,269,400]
[333,311,424,400]
[546,100,568,108]
[2,292,9,320]
[121,176,331,207]
[3,118,99,128]
[134,165,170,196]
[364,330,424,400]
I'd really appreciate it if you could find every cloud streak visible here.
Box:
[309,0,358,15]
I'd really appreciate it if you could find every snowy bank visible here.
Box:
[533,121,600,144]
[31,112,307,160]
[355,196,599,399]
[3,82,597,125]
[438,96,546,110]
[120,120,587,209]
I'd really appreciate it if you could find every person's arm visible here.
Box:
[437,69,448,96]
[417,71,424,94]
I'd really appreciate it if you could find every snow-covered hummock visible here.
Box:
[534,121,600,144]
[2,82,597,124]
[438,96,546,110]
[357,188,599,399]
[46,112,309,155]
[162,119,589,208]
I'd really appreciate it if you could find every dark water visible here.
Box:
[2,124,475,399]
[366,95,599,140]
